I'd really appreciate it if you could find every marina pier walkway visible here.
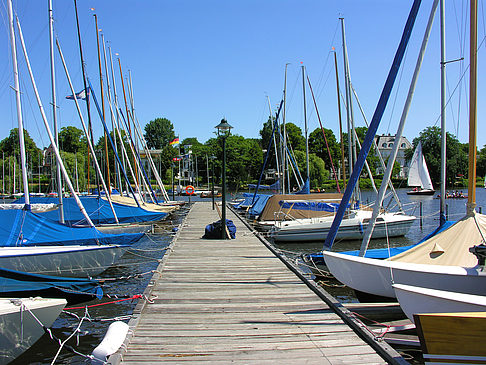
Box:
[111,201,404,364]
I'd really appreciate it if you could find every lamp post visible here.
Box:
[210,155,216,210]
[215,119,233,239]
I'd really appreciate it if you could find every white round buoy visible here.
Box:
[91,321,129,364]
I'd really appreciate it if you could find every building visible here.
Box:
[374,134,413,178]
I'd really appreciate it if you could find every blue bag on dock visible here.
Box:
[203,219,236,239]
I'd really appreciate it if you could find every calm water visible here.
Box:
[10,188,486,363]
[272,187,485,256]
[10,202,191,365]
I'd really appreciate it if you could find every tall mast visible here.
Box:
[102,35,120,192]
[48,0,63,220]
[16,15,95,227]
[74,0,98,195]
[57,39,119,222]
[439,0,447,224]
[340,18,356,200]
[467,0,478,215]
[266,96,280,188]
[108,46,127,194]
[94,14,111,195]
[282,63,289,194]
[118,59,139,189]
[302,65,309,186]
[333,49,346,187]
[7,0,30,208]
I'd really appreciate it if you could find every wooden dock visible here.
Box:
[110,202,406,364]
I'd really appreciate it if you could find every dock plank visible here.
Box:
[111,202,403,364]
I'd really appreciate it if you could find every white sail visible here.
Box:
[407,141,433,190]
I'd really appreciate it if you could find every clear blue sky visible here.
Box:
[1,0,485,152]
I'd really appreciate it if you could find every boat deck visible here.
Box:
[110,201,405,364]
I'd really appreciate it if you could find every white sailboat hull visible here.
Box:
[322,251,486,299]
[0,297,66,364]
[270,211,415,242]
[0,245,128,277]
[393,284,486,322]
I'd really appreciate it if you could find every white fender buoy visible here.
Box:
[91,321,129,364]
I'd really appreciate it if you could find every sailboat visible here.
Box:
[323,0,486,303]
[0,297,66,365]
[406,141,435,195]
[1,0,141,278]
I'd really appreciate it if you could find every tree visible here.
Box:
[284,123,305,152]
[341,126,379,177]
[144,117,176,149]
[477,145,486,178]
[0,128,41,169]
[206,135,263,187]
[411,126,468,186]
[58,126,88,154]
[293,150,329,189]
[308,127,340,173]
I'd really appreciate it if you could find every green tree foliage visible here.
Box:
[477,145,486,178]
[0,128,41,169]
[284,123,305,151]
[342,126,379,177]
[411,126,468,186]
[60,151,86,192]
[58,126,88,154]
[293,150,329,190]
[144,117,176,149]
[308,127,340,172]
[206,135,263,187]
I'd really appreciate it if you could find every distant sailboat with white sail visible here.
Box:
[406,141,435,195]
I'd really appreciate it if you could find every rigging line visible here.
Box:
[451,0,468,139]
[315,21,340,93]
[431,34,486,128]
[285,69,301,120]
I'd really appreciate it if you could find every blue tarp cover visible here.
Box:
[279,201,343,212]
[0,266,103,303]
[248,180,280,191]
[0,209,143,247]
[247,194,272,217]
[17,196,167,226]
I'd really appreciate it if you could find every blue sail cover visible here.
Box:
[295,179,310,194]
[0,209,143,247]
[279,200,347,212]
[247,194,272,217]
[248,180,280,191]
[17,196,167,226]
[0,267,103,304]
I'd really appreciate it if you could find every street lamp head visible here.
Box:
[215,119,233,137]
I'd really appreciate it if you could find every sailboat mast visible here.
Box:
[74,0,98,195]
[95,14,111,196]
[49,0,63,218]
[266,95,281,189]
[102,35,119,193]
[108,46,127,195]
[439,0,447,224]
[16,16,95,227]
[282,63,289,194]
[302,65,310,186]
[467,0,478,214]
[333,49,346,187]
[7,0,30,207]
[340,18,357,200]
